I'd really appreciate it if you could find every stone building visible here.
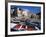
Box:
[11,8,40,20]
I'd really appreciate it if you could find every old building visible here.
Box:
[11,7,40,20]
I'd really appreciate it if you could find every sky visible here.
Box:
[11,5,41,14]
